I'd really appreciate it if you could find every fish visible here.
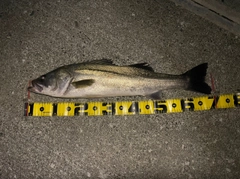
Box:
[27,59,212,99]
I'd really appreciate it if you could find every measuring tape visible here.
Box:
[24,93,240,116]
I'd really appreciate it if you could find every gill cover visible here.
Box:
[28,67,73,96]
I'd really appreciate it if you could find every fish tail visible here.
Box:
[184,63,212,94]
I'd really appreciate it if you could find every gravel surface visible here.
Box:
[1,0,240,178]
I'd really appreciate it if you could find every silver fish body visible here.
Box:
[28,59,211,99]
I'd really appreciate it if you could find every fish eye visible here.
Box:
[39,75,45,82]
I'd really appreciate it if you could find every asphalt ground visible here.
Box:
[1,0,240,178]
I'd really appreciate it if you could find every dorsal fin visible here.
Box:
[84,60,154,71]
[84,59,114,65]
[128,63,154,71]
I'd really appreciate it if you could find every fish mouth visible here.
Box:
[28,81,43,93]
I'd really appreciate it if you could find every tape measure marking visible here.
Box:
[24,93,240,117]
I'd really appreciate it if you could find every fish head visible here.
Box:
[28,68,72,97]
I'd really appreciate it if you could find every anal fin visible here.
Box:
[146,91,163,99]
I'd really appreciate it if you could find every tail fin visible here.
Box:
[184,63,212,94]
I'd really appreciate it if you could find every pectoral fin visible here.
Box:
[71,79,95,88]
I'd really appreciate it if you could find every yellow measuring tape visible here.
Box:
[24,93,240,116]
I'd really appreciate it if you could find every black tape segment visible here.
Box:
[24,103,29,116]
[24,93,240,117]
